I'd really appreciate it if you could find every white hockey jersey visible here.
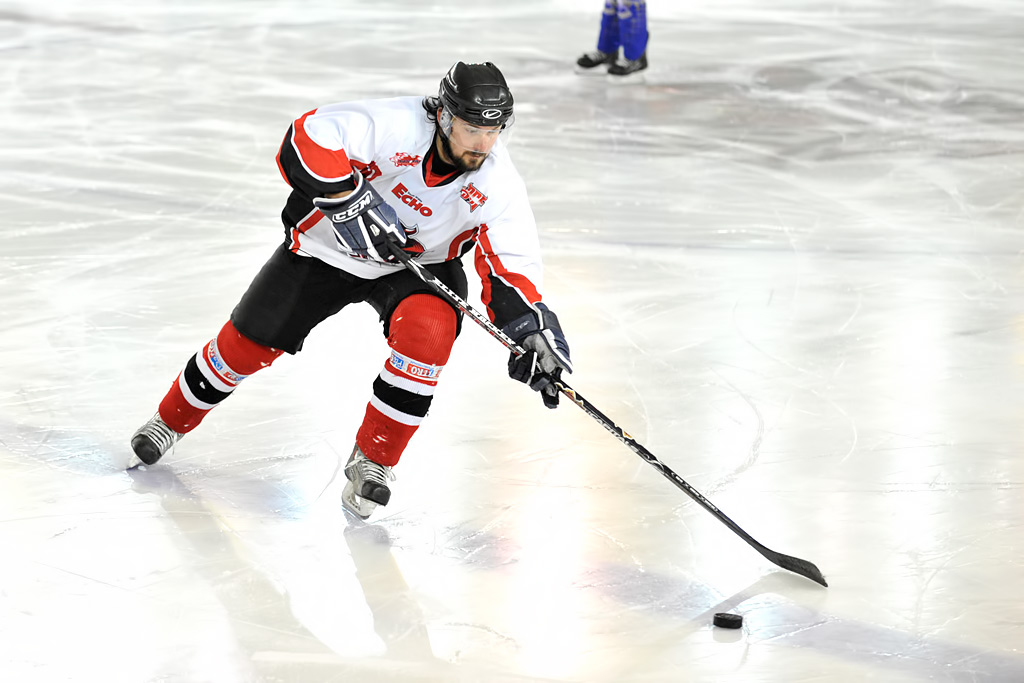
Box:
[275,96,546,328]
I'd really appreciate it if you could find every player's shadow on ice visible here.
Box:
[127,465,449,669]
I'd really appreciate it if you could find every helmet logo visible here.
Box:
[481,109,502,120]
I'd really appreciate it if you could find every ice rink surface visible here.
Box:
[2,0,1023,680]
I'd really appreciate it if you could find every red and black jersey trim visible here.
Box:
[473,227,542,329]
[477,271,537,329]
[276,120,359,200]
[422,139,463,188]
[276,116,360,236]
[280,190,320,235]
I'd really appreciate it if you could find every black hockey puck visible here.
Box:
[713,612,743,629]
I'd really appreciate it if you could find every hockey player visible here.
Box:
[130,61,572,519]
[576,0,649,76]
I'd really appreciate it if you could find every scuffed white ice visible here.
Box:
[2,1,1024,681]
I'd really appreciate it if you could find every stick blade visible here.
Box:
[765,551,828,587]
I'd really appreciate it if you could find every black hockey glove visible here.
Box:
[313,175,407,263]
[503,303,572,409]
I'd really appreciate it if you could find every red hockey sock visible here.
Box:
[158,320,283,433]
[356,295,457,466]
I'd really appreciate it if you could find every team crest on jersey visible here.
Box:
[460,183,487,212]
[351,158,382,181]
[391,152,421,167]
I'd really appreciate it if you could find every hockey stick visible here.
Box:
[385,244,828,587]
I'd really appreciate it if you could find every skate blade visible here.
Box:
[341,480,377,519]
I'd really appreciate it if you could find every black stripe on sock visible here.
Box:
[372,376,432,418]
[184,355,233,405]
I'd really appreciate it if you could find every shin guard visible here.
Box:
[158,320,283,433]
[356,294,458,467]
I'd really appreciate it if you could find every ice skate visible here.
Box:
[130,413,182,466]
[575,49,615,73]
[342,444,395,519]
[608,52,648,78]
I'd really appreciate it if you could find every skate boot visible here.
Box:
[575,49,615,71]
[342,445,395,519]
[130,413,182,466]
[608,52,648,77]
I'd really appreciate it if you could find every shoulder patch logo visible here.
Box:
[391,152,422,168]
[460,182,488,213]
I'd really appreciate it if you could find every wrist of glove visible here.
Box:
[313,174,407,263]
[503,303,572,409]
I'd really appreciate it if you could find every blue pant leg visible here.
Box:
[618,0,649,60]
[596,0,620,54]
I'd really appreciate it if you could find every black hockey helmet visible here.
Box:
[438,61,514,127]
